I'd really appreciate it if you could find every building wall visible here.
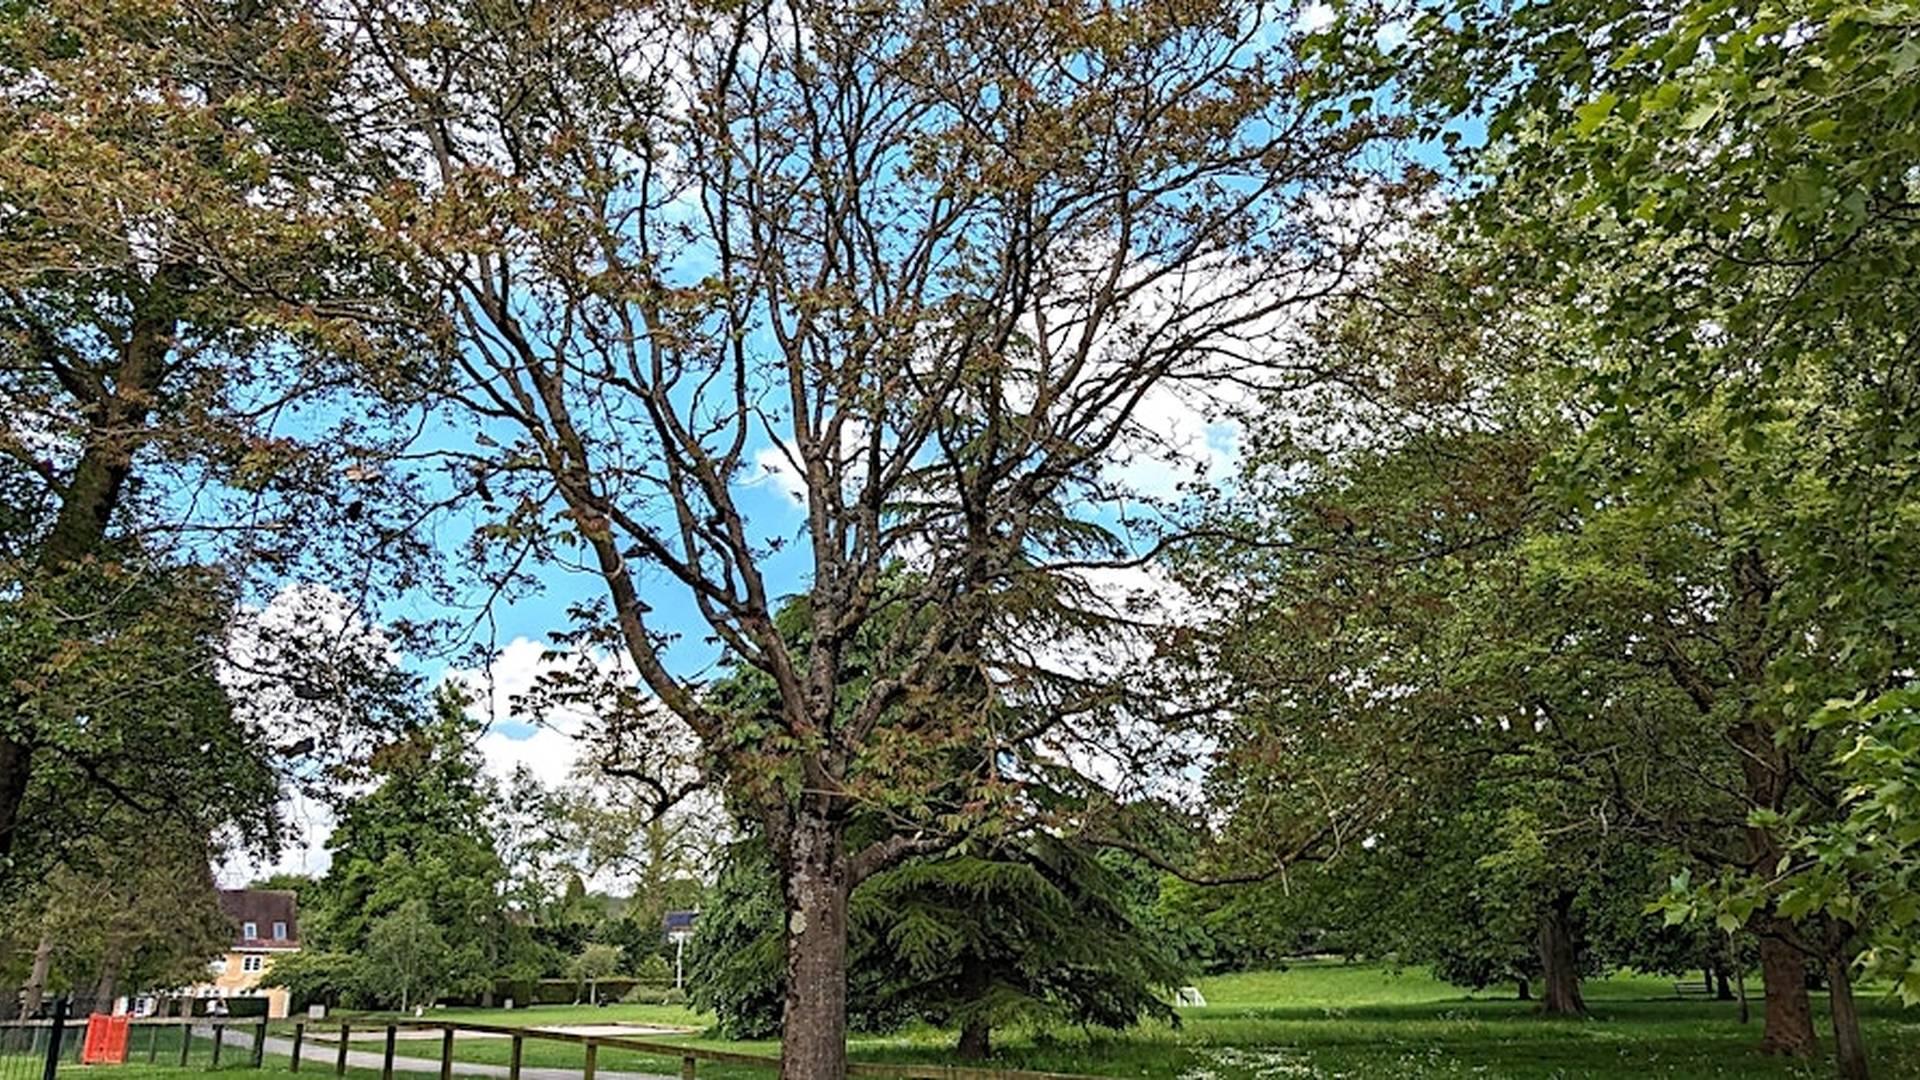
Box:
[191,951,293,1019]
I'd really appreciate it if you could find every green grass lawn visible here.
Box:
[69,962,1920,1078]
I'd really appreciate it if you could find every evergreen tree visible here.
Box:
[691,832,1181,1058]
[297,690,515,1002]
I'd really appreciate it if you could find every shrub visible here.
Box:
[621,984,688,1005]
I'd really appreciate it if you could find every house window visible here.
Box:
[242,921,257,940]
[272,921,287,941]
[242,956,263,973]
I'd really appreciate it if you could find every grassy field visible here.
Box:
[53,962,1920,1078]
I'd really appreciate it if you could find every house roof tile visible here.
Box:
[218,889,299,949]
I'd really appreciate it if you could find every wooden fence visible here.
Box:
[4,1014,1111,1080]
[300,1018,1112,1080]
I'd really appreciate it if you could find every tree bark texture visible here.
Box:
[1827,939,1870,1080]
[1756,931,1816,1057]
[779,812,850,1080]
[1535,892,1585,1017]
[956,953,993,1060]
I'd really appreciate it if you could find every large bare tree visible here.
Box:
[341,0,1408,1072]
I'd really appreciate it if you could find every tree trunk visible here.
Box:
[956,953,992,1060]
[1756,931,1816,1056]
[1827,936,1870,1080]
[0,740,32,872]
[957,1017,991,1061]
[1729,672,1820,1059]
[1713,966,1733,1001]
[21,935,52,1017]
[1515,978,1530,1001]
[95,947,122,1012]
[779,811,850,1080]
[1535,892,1585,1017]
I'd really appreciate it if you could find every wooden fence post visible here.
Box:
[252,1020,268,1067]
[382,1025,397,1080]
[211,1023,225,1068]
[147,1024,160,1063]
[584,1040,598,1080]
[440,1026,455,1080]
[681,1053,697,1080]
[178,1021,191,1067]
[336,1023,350,1076]
[508,1033,523,1080]
[292,1022,305,1071]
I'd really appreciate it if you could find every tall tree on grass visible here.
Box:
[304,692,509,1000]
[0,0,431,887]
[338,0,1412,1073]
[361,899,452,1013]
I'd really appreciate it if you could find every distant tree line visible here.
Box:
[265,691,715,1012]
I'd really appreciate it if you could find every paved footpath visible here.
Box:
[198,1026,677,1080]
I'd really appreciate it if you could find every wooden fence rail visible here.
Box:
[341,1017,1113,1080]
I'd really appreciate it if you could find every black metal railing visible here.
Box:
[0,1001,270,1078]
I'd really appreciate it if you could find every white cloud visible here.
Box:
[749,441,808,507]
[477,720,582,788]
[1103,381,1247,500]
[216,790,336,886]
[446,636,617,785]
[1296,3,1334,33]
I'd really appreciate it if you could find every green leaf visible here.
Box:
[1679,100,1721,131]
[1573,93,1618,135]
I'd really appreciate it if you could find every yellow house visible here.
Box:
[187,889,300,1018]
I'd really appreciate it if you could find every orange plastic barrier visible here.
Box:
[79,1013,131,1064]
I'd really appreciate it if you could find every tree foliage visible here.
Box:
[691,833,1181,1057]
[360,900,453,1013]
[0,0,433,895]
[0,817,232,1011]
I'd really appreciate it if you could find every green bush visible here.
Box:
[620,984,688,1005]
[634,954,672,983]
